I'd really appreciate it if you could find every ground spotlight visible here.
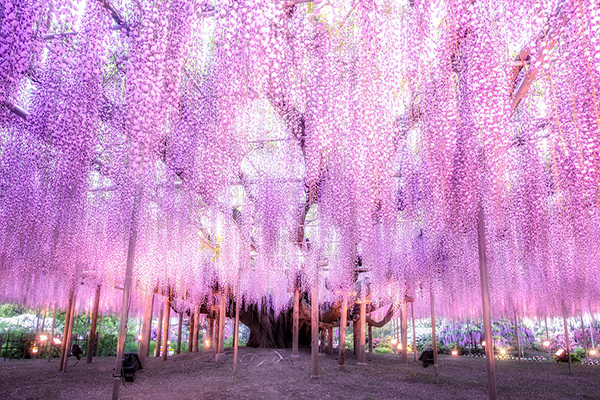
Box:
[555,348,569,363]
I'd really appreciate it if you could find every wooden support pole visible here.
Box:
[430,289,439,384]
[188,311,195,353]
[358,302,367,365]
[411,301,417,361]
[86,284,101,364]
[233,279,241,373]
[161,295,171,361]
[49,304,57,362]
[514,307,522,363]
[155,307,163,358]
[310,271,319,379]
[216,292,226,362]
[367,324,373,353]
[194,305,200,351]
[401,300,408,363]
[59,287,74,372]
[62,292,77,373]
[291,288,300,358]
[353,319,358,356]
[477,204,497,400]
[41,308,47,333]
[144,297,154,358]
[320,330,326,353]
[112,191,140,400]
[580,315,589,362]
[338,292,348,370]
[176,313,183,354]
[562,302,572,375]
[214,310,219,356]
[208,316,214,350]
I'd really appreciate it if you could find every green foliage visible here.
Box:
[374,347,392,354]
[0,304,26,318]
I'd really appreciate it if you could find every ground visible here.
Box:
[1,348,599,399]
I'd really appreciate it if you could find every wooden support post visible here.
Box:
[208,316,214,350]
[188,311,195,352]
[215,292,226,362]
[320,329,326,353]
[562,302,572,375]
[291,288,300,358]
[155,307,163,358]
[514,307,522,363]
[353,319,358,356]
[112,191,141,400]
[214,310,219,356]
[139,291,154,364]
[41,308,47,333]
[477,204,497,400]
[310,271,319,379]
[49,304,57,362]
[62,292,77,373]
[338,292,348,370]
[430,289,439,384]
[87,284,101,364]
[401,300,408,363]
[358,302,367,365]
[367,324,373,353]
[411,301,417,361]
[176,313,183,354]
[161,295,171,361]
[59,287,74,372]
[233,281,241,373]
[581,315,589,362]
[193,305,200,351]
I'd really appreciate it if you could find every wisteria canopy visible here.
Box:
[1,0,599,321]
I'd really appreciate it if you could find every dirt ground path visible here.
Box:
[1,347,599,399]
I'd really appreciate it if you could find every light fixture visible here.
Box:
[31,346,39,354]
[589,349,597,357]
[40,334,48,342]
[391,338,398,345]
[397,343,402,351]
[205,339,210,348]
[137,335,142,341]
[167,340,171,345]
[451,350,458,356]
[542,340,551,347]
[481,341,486,347]
[53,338,62,345]
[500,349,506,355]
[555,348,569,363]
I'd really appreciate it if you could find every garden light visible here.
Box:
[137,335,142,341]
[500,349,506,355]
[542,340,551,347]
[31,346,39,354]
[555,349,565,357]
[481,341,486,347]
[205,340,210,348]
[39,334,48,342]
[555,349,569,363]
[397,343,402,351]
[451,350,458,356]
[589,349,597,356]
[53,338,61,345]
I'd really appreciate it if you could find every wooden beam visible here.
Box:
[86,284,101,364]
